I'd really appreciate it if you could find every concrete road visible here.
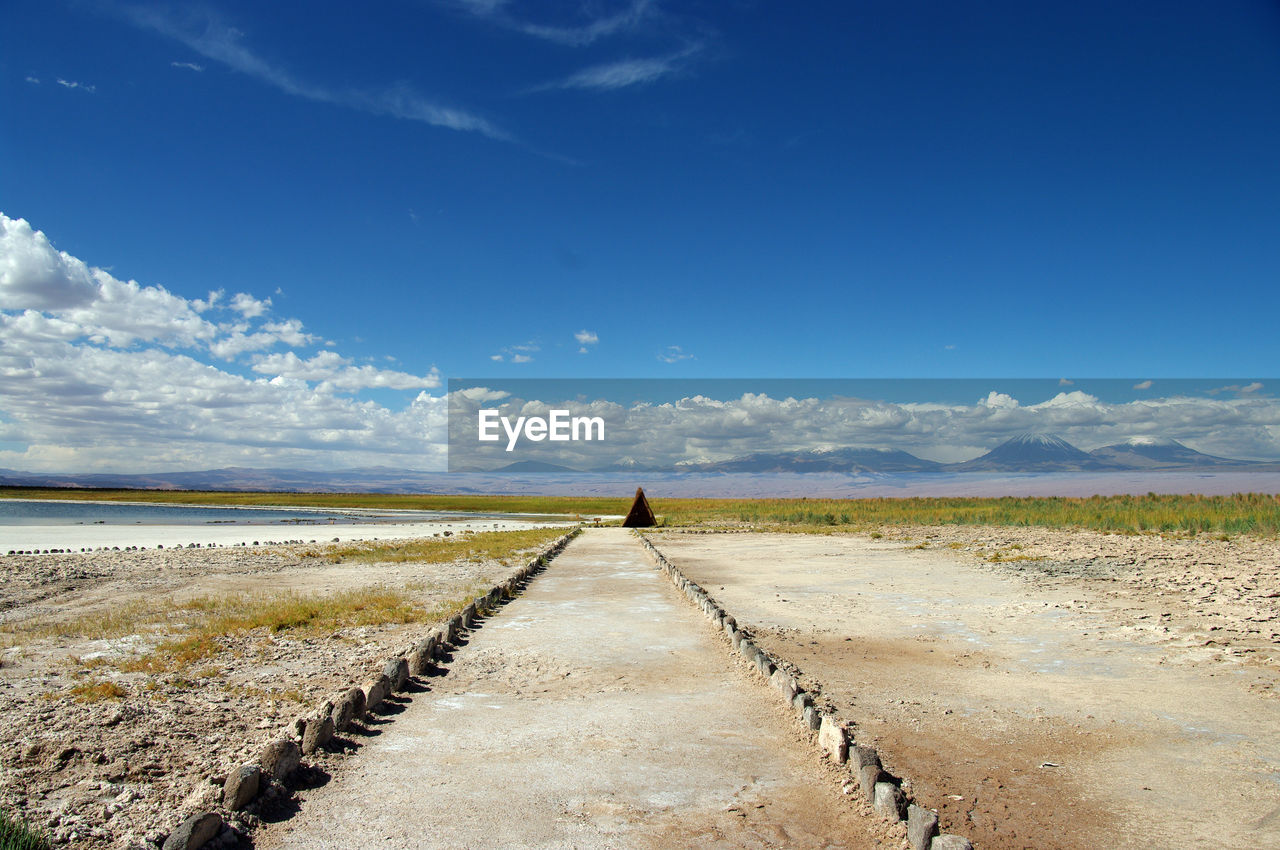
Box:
[257,528,883,849]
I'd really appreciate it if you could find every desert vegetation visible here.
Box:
[5,487,1279,538]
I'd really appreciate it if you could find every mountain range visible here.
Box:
[2,435,1276,492]
[685,434,1278,475]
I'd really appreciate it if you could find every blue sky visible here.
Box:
[2,1,1279,471]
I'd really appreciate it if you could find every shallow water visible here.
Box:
[0,499,543,527]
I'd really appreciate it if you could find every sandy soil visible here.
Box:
[649,527,1280,850]
[0,531,566,848]
[258,529,901,850]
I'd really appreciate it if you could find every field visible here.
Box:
[3,487,1279,847]
[5,487,1280,537]
[0,527,569,848]
[651,524,1280,848]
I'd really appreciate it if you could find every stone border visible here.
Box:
[634,530,975,850]
[157,528,581,850]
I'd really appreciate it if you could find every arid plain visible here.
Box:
[1,502,1277,849]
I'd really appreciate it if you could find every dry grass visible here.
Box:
[304,526,568,564]
[986,549,1046,563]
[654,492,1280,538]
[67,680,127,702]
[20,528,568,675]
[9,486,1277,538]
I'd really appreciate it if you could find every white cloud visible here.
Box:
[0,333,449,472]
[1058,378,1074,386]
[979,391,1018,409]
[0,213,446,472]
[25,76,40,85]
[456,0,654,46]
[171,61,205,72]
[1,215,100,310]
[549,52,690,91]
[450,387,1280,469]
[1031,391,1099,409]
[0,214,329,354]
[129,8,508,140]
[56,79,96,93]
[658,345,693,363]
[493,340,539,362]
[575,329,598,353]
[207,320,316,360]
[191,290,223,312]
[1134,380,1153,390]
[457,387,509,402]
[532,40,702,93]
[1211,381,1264,395]
[251,351,440,391]
[230,291,271,318]
[261,319,313,347]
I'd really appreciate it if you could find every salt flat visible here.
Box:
[0,517,564,552]
[652,528,1280,850]
[258,529,891,850]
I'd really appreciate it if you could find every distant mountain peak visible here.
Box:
[1006,432,1075,449]
[950,432,1111,472]
[1088,436,1255,469]
[1119,435,1180,447]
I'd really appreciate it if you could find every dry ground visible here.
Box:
[257,528,903,850]
[649,526,1280,850]
[6,520,1277,849]
[0,531,565,848]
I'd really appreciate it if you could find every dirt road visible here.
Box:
[651,530,1280,850]
[257,528,893,849]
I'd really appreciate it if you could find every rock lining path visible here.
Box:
[258,528,889,849]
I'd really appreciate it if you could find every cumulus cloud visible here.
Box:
[1,216,100,310]
[0,213,445,472]
[251,351,440,391]
[658,345,692,363]
[574,329,598,353]
[1134,380,1153,390]
[980,391,1018,409]
[449,385,1280,469]
[230,291,271,318]
[207,320,316,360]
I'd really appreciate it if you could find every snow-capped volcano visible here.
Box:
[949,433,1119,472]
[1089,438,1251,469]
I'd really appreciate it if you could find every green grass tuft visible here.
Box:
[0,810,51,850]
